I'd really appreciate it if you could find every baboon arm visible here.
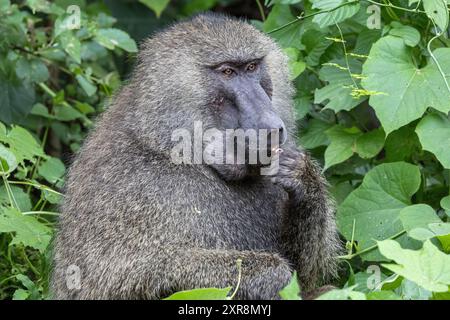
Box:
[81,247,292,300]
[276,150,340,291]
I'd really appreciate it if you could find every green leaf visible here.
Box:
[398,278,432,300]
[362,36,450,134]
[0,185,32,212]
[366,291,402,300]
[315,58,364,112]
[324,126,384,170]
[16,58,49,83]
[337,162,421,261]
[441,195,450,217]
[302,29,332,66]
[423,0,449,32]
[0,0,11,11]
[58,31,81,64]
[298,119,333,149]
[379,239,450,293]
[163,287,232,300]
[76,75,97,97]
[0,207,52,253]
[399,204,442,233]
[415,113,450,169]
[94,28,138,53]
[263,4,306,50]
[53,105,84,121]
[384,125,420,162]
[293,96,311,120]
[0,77,35,125]
[283,47,306,80]
[0,125,45,162]
[0,143,17,173]
[38,157,65,185]
[316,286,366,300]
[310,0,360,28]
[12,289,30,300]
[139,0,170,18]
[279,272,301,300]
[388,22,421,47]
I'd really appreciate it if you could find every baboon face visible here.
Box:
[206,58,287,148]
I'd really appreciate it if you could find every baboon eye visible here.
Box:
[246,62,257,72]
[222,68,235,76]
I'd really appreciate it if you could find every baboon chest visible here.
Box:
[201,179,289,251]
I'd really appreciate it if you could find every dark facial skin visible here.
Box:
[205,59,287,180]
[211,59,286,142]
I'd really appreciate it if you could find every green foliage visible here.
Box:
[263,0,450,300]
[0,0,136,299]
[1,0,450,301]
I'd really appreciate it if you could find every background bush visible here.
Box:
[0,0,449,300]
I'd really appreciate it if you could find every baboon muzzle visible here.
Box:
[233,79,287,147]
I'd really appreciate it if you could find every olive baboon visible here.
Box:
[51,13,341,300]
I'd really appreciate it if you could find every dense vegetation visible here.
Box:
[0,0,449,300]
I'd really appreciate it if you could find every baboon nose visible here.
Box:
[278,126,287,145]
[266,125,286,148]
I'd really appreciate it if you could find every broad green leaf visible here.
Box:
[301,29,332,66]
[38,157,65,185]
[324,126,384,170]
[293,96,311,120]
[315,59,365,112]
[399,204,442,233]
[181,0,217,16]
[316,286,366,300]
[0,77,35,125]
[388,22,420,47]
[384,125,421,162]
[310,0,360,28]
[263,4,306,50]
[0,207,52,253]
[324,126,360,170]
[354,29,381,55]
[94,28,138,53]
[164,287,232,300]
[415,113,450,169]
[298,119,333,149]
[16,58,49,83]
[366,291,402,300]
[15,274,40,299]
[58,31,81,64]
[283,47,306,80]
[0,0,11,11]
[379,240,450,293]
[12,289,29,300]
[337,162,421,261]
[279,272,301,300]
[0,125,45,162]
[76,75,97,97]
[139,0,170,18]
[441,195,450,217]
[0,144,17,173]
[53,105,84,121]
[0,185,32,211]
[362,36,450,134]
[423,0,449,32]
[398,278,432,300]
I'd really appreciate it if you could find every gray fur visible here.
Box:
[51,13,341,300]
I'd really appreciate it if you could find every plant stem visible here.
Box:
[338,230,406,260]
[256,0,266,21]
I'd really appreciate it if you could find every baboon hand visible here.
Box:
[269,146,309,193]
